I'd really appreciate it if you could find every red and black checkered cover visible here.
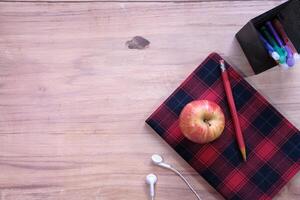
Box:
[146,53,300,200]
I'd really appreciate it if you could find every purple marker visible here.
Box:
[285,45,295,66]
[266,21,284,47]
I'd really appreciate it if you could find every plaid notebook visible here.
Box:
[146,53,300,200]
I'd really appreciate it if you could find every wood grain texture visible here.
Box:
[0,1,299,200]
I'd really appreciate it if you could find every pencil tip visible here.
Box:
[241,148,247,161]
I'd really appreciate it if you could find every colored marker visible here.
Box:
[266,21,284,46]
[273,19,300,61]
[266,21,294,67]
[259,33,280,62]
[285,46,295,66]
[260,26,288,67]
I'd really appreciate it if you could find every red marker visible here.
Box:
[273,19,299,59]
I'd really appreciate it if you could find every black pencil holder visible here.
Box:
[236,0,300,74]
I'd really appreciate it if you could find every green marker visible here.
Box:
[260,26,287,65]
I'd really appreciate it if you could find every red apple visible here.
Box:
[179,100,225,144]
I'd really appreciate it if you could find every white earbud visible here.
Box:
[146,173,157,200]
[151,154,172,169]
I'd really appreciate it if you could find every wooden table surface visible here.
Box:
[1,0,300,199]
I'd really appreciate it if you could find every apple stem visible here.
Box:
[203,119,211,126]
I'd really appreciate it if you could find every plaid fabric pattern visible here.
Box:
[146,53,300,200]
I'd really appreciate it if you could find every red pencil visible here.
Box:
[220,60,247,161]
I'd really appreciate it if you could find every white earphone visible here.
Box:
[151,154,172,169]
[146,173,157,200]
[151,154,202,200]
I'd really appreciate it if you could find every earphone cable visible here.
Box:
[169,166,202,200]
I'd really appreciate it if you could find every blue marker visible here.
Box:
[259,33,280,62]
[261,26,288,68]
